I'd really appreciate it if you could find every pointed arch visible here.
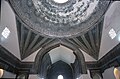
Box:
[33,39,87,77]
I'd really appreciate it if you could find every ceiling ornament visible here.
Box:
[9,0,111,38]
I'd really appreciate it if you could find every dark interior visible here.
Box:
[47,61,73,79]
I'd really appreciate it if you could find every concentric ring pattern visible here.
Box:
[9,0,111,37]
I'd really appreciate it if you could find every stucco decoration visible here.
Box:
[9,0,111,37]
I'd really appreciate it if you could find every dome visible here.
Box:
[9,0,111,37]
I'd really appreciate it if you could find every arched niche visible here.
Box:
[47,61,73,79]
[48,45,76,65]
[33,39,87,78]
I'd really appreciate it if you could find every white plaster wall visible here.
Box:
[80,49,96,61]
[48,45,75,65]
[103,67,115,79]
[99,1,120,59]
[0,0,21,60]
[22,48,41,62]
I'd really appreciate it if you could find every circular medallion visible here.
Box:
[9,0,111,38]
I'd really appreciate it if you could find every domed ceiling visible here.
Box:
[1,1,120,78]
[9,0,110,37]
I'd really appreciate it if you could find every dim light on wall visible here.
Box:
[0,69,4,78]
[114,68,120,79]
